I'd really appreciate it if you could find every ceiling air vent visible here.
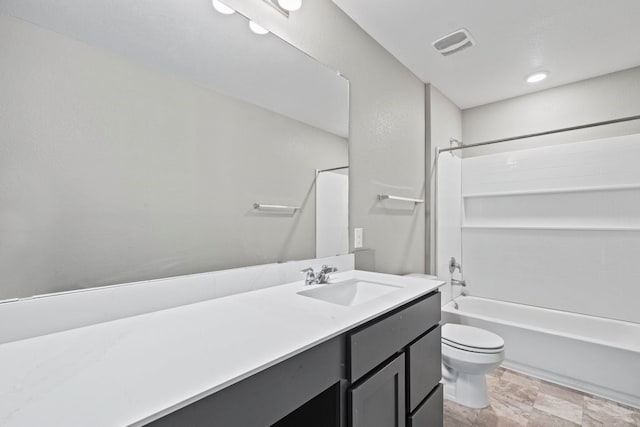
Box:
[432,28,475,56]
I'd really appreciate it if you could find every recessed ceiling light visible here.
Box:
[277,0,302,11]
[249,21,269,35]
[212,0,235,15]
[526,71,549,83]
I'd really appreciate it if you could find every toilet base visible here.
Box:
[442,368,490,409]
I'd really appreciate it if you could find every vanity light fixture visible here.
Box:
[277,0,302,12]
[262,0,295,17]
[526,71,549,83]
[249,20,269,35]
[212,0,235,15]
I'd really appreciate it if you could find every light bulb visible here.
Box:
[277,0,302,12]
[249,21,269,35]
[526,71,549,83]
[212,0,235,15]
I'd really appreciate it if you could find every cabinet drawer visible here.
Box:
[348,292,440,382]
[408,383,443,427]
[407,325,442,412]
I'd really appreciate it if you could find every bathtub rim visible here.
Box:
[442,296,640,354]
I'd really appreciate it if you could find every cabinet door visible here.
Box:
[350,354,406,427]
[407,325,442,412]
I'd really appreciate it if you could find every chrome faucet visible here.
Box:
[301,267,317,286]
[316,265,338,284]
[451,288,468,309]
[449,258,467,309]
[449,257,462,275]
[301,265,338,285]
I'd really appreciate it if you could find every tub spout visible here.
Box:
[451,278,466,287]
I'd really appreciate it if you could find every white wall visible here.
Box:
[462,66,640,157]
[461,134,640,324]
[224,0,427,275]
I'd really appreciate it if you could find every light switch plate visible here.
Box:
[354,228,363,249]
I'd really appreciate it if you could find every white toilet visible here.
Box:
[441,323,505,408]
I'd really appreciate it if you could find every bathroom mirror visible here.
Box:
[0,0,349,300]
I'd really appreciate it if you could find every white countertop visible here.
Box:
[0,270,443,426]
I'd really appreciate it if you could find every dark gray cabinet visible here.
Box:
[148,337,345,427]
[350,354,406,427]
[149,291,442,427]
[348,293,441,382]
[347,292,442,427]
[409,384,443,427]
[407,325,442,412]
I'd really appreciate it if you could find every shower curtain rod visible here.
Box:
[439,114,640,153]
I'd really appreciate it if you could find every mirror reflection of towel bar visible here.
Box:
[253,203,300,211]
[377,194,424,203]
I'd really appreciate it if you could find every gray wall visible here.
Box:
[0,16,347,299]
[225,0,427,275]
[462,66,640,156]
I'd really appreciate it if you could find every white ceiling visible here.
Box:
[332,0,640,109]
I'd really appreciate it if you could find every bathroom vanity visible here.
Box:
[151,285,442,427]
[0,270,444,427]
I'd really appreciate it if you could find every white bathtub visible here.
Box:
[442,296,640,409]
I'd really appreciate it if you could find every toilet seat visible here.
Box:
[443,340,503,354]
[442,324,504,354]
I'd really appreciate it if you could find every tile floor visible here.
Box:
[444,368,640,426]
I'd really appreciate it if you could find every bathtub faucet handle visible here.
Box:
[449,257,462,274]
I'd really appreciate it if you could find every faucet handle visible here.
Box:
[301,267,317,285]
[449,257,462,274]
[316,265,337,284]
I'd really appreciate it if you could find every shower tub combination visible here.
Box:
[442,296,640,409]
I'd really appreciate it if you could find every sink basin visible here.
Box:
[297,278,404,307]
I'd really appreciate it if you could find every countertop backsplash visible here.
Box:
[0,254,355,344]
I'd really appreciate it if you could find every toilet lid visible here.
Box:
[442,324,504,351]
